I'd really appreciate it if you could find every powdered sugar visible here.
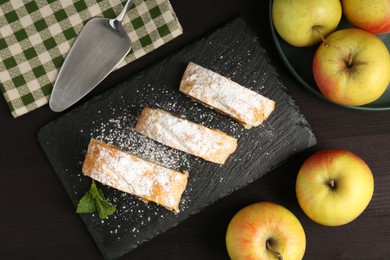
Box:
[180,62,275,128]
[135,108,237,165]
[89,110,190,171]
[83,139,188,212]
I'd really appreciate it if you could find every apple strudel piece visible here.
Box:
[82,138,189,213]
[179,62,275,129]
[134,108,237,165]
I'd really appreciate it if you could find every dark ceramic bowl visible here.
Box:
[269,0,390,111]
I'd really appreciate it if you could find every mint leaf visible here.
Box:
[95,198,117,219]
[89,180,103,200]
[97,187,105,200]
[76,192,96,213]
[76,180,116,219]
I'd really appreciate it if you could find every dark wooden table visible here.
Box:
[1,1,389,259]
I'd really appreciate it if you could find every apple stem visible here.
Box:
[266,240,283,260]
[329,179,336,189]
[347,53,353,68]
[313,25,329,47]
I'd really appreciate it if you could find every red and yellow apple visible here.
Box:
[341,0,390,35]
[225,202,306,260]
[313,28,390,106]
[296,149,374,226]
[272,0,342,47]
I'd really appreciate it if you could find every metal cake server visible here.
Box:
[49,0,134,112]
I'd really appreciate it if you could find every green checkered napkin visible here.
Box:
[0,0,183,117]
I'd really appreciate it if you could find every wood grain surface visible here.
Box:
[1,0,390,259]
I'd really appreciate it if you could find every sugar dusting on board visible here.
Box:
[79,88,199,242]
[92,113,190,171]
[78,83,249,242]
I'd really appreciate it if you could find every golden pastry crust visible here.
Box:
[135,108,237,165]
[82,138,189,213]
[180,62,275,129]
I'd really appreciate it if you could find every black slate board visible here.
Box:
[37,18,316,260]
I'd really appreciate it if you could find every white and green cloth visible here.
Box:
[0,0,182,117]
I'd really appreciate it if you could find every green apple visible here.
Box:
[272,0,342,47]
[313,28,390,106]
[296,149,374,226]
[226,202,306,260]
[342,0,390,34]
